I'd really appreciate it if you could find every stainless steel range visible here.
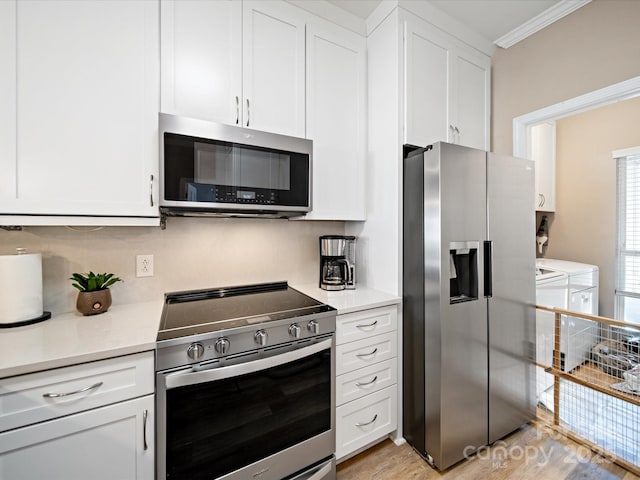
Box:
[155,282,337,480]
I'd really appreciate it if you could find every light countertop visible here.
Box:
[1,284,400,379]
[293,284,400,314]
[0,300,163,379]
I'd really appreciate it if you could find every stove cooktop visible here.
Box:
[157,281,333,342]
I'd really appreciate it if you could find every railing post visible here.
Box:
[553,311,561,426]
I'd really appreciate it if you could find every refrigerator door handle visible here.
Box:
[484,240,493,298]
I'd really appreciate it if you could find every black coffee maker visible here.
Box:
[319,235,356,291]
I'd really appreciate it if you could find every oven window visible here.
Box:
[165,347,331,480]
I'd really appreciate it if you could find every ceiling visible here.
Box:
[326,0,572,46]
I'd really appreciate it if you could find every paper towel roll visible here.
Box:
[0,252,44,324]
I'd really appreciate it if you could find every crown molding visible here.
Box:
[495,0,591,49]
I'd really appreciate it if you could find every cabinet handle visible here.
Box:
[42,381,103,398]
[356,320,378,329]
[149,174,154,207]
[235,96,239,125]
[356,376,378,387]
[540,194,545,207]
[454,126,460,143]
[356,348,378,358]
[449,124,455,141]
[143,409,149,450]
[356,414,378,427]
[246,98,250,127]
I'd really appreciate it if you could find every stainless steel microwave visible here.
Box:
[159,113,312,219]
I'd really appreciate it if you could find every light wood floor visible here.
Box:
[337,422,640,480]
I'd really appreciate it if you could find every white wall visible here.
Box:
[0,218,344,315]
[492,0,640,155]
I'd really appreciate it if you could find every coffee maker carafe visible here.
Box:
[319,235,356,290]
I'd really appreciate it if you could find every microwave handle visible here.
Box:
[164,337,332,390]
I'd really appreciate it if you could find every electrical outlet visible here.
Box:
[136,254,154,278]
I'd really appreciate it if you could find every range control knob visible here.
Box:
[307,320,319,334]
[289,323,301,338]
[255,329,268,346]
[186,342,205,360]
[214,337,230,355]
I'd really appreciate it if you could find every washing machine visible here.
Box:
[536,259,600,375]
[535,268,569,397]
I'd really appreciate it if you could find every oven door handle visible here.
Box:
[164,338,332,390]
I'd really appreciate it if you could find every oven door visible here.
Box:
[156,336,335,480]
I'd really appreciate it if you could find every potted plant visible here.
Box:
[70,272,122,316]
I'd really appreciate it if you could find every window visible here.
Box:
[615,146,640,323]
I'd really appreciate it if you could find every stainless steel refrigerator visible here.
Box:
[403,142,536,470]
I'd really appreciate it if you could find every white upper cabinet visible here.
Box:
[0,1,17,211]
[161,0,305,138]
[530,122,556,211]
[404,21,450,149]
[404,17,490,151]
[0,0,159,224]
[304,19,366,220]
[451,47,490,151]
[243,1,306,137]
[160,0,242,126]
[162,0,365,220]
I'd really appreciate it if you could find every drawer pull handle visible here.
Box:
[356,414,378,427]
[42,381,103,398]
[356,320,378,329]
[143,409,149,450]
[356,376,378,387]
[356,348,378,358]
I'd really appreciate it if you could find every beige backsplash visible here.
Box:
[0,218,344,315]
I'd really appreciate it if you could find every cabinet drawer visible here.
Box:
[336,358,397,407]
[336,331,397,376]
[0,351,154,433]
[336,385,397,460]
[336,305,397,345]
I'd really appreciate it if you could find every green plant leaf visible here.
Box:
[71,271,120,292]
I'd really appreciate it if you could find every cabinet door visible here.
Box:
[6,0,159,218]
[242,0,305,137]
[404,20,451,148]
[0,1,16,208]
[0,395,154,480]
[161,0,242,125]
[530,122,556,211]
[305,20,366,220]
[451,45,490,150]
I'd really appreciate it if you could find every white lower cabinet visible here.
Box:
[335,305,399,461]
[0,352,155,480]
[0,395,154,480]
[336,385,398,460]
